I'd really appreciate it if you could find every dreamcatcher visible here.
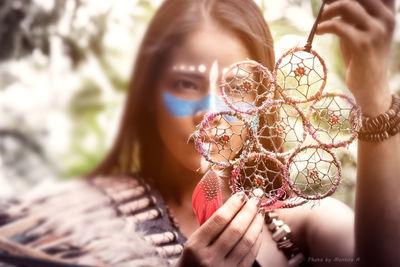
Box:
[191,1,362,225]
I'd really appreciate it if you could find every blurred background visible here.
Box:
[0,0,399,207]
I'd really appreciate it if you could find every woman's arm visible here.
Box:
[317,0,399,265]
[356,121,400,265]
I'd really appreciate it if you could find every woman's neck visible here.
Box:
[156,151,201,206]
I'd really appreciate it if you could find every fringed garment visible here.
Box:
[0,174,187,267]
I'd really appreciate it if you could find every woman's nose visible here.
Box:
[193,94,215,126]
[193,93,227,113]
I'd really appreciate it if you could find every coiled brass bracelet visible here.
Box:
[358,94,400,142]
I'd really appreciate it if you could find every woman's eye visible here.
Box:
[172,80,198,91]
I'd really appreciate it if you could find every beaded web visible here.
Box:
[193,111,253,168]
[191,1,362,209]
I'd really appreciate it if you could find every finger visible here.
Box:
[325,0,394,17]
[356,0,396,31]
[358,0,395,13]
[357,0,396,27]
[321,0,375,31]
[226,210,264,264]
[191,192,247,246]
[322,0,396,40]
[317,18,368,50]
[213,197,260,256]
[381,0,395,11]
[238,222,264,267]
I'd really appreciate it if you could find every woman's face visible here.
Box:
[156,23,252,172]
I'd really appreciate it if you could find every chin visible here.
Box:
[177,150,207,173]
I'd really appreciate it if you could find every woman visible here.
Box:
[1,0,399,266]
[94,0,400,265]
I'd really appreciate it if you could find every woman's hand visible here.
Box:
[317,0,396,116]
[176,193,264,267]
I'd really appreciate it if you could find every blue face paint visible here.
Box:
[162,91,252,122]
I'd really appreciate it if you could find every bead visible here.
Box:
[383,113,390,122]
[371,118,380,128]
[277,238,294,249]
[388,109,396,117]
[272,224,291,241]
[252,188,264,197]
[377,114,385,124]
[389,126,399,136]
[264,211,304,266]
[219,134,230,145]
[269,218,284,230]
[265,211,279,224]
[330,115,339,123]
[294,66,306,77]
[358,94,400,142]
[144,231,177,245]
[242,81,252,92]
[366,123,373,132]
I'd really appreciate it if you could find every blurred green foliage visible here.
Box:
[66,82,106,177]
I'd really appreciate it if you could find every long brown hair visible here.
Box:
[87,0,276,182]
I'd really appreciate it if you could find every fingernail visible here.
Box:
[234,191,246,202]
[249,197,261,207]
[257,208,266,217]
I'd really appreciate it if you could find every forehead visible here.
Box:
[168,23,251,72]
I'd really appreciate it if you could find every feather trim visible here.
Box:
[0,176,185,266]
[192,170,223,226]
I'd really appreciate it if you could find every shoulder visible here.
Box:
[0,174,177,266]
[279,198,355,262]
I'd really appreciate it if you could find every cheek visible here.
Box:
[156,92,201,169]
[162,91,240,116]
[162,91,197,117]
[157,108,191,142]
[157,92,194,138]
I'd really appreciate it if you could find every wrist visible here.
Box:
[357,94,400,142]
[353,87,392,117]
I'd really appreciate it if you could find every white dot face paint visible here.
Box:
[171,64,207,75]
[164,62,254,118]
[198,64,206,73]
